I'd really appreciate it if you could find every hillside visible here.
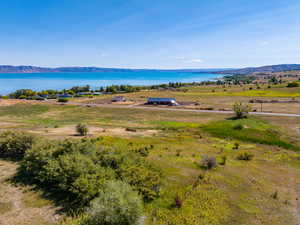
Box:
[217,64,300,75]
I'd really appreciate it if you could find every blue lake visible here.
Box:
[0,71,223,94]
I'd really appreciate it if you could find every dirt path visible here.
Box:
[0,160,60,225]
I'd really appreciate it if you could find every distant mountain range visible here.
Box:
[0,65,231,73]
[0,64,299,74]
[216,64,300,75]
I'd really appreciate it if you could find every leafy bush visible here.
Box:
[76,123,89,136]
[0,131,36,160]
[58,98,69,103]
[287,82,299,88]
[87,180,144,225]
[237,151,254,161]
[233,102,251,119]
[200,155,217,170]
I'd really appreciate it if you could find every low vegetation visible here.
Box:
[21,138,161,209]
[202,118,300,151]
[233,102,251,119]
[76,123,89,136]
[0,131,37,160]
[0,77,300,225]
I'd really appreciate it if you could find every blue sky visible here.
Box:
[0,0,299,69]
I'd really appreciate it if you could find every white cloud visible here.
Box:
[185,58,204,63]
[174,56,204,64]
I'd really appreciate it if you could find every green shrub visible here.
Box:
[87,180,144,225]
[117,159,161,201]
[58,98,69,103]
[0,131,36,160]
[200,155,217,170]
[237,151,254,161]
[76,123,89,136]
[219,156,227,166]
[233,102,251,119]
[287,82,299,88]
[233,124,243,130]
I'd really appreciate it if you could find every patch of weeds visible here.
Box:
[237,152,254,161]
[219,155,227,165]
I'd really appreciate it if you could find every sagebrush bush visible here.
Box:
[0,131,36,160]
[87,180,144,225]
[200,155,217,170]
[237,151,254,161]
[76,123,89,136]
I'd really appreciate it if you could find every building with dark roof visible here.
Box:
[147,98,179,106]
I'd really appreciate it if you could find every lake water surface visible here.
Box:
[0,71,223,94]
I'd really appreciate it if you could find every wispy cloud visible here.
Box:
[174,56,204,64]
[185,58,204,63]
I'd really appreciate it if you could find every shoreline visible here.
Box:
[0,71,225,95]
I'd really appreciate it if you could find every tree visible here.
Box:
[9,89,36,99]
[233,102,251,119]
[87,180,144,225]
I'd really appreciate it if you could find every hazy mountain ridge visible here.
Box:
[216,64,300,75]
[0,65,230,73]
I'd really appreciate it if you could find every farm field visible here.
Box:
[0,94,299,225]
[73,83,300,114]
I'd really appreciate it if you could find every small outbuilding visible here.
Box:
[147,98,179,106]
[112,96,126,102]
